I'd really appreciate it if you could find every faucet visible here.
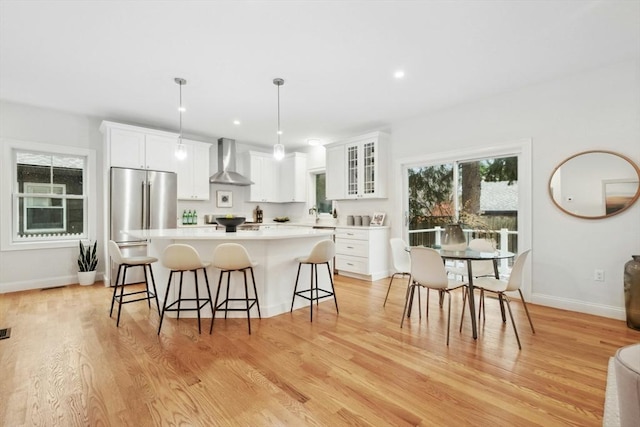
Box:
[309,206,318,223]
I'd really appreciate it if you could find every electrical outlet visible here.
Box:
[594,269,605,282]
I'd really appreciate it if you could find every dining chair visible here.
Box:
[400,247,467,345]
[446,238,496,280]
[472,249,534,349]
[383,238,411,306]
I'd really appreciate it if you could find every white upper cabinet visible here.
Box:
[244,151,308,203]
[101,121,178,172]
[245,151,278,203]
[279,152,307,202]
[325,131,388,200]
[175,139,211,200]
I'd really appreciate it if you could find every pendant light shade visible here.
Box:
[174,77,187,160]
[273,78,285,160]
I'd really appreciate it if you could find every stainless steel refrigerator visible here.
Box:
[110,167,177,284]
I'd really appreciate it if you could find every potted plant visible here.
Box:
[77,240,98,285]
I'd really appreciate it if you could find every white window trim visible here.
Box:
[1,138,97,251]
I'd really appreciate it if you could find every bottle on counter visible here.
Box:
[193,209,197,225]
[187,210,192,225]
[182,210,188,225]
[255,205,263,223]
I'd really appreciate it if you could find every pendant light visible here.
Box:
[273,78,285,160]
[174,77,187,160]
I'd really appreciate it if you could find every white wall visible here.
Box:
[389,59,640,319]
[0,101,105,292]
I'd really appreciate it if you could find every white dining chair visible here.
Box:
[472,249,534,349]
[400,247,467,345]
[384,238,411,306]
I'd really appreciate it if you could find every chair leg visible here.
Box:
[503,294,522,350]
[177,271,184,321]
[143,265,151,309]
[446,291,452,346]
[210,270,225,334]
[309,263,314,322]
[459,286,468,333]
[193,269,202,334]
[201,267,214,334]
[326,262,338,313]
[400,283,414,328]
[147,264,161,314]
[158,271,174,335]
[518,289,536,334]
[498,294,506,322]
[383,273,398,306]
[224,272,231,319]
[243,269,252,334]
[250,267,261,318]
[290,263,302,312]
[110,264,122,317]
[116,265,129,327]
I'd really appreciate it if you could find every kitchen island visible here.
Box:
[124,227,335,319]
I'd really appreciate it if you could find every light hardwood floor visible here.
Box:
[1,275,638,426]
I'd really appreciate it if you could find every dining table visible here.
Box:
[435,247,515,339]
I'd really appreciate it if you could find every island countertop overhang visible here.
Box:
[123,227,335,241]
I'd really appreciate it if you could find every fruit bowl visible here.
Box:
[273,216,290,223]
[215,216,246,232]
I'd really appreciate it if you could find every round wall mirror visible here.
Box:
[549,150,640,219]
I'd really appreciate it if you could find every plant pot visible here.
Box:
[441,223,467,251]
[78,271,96,286]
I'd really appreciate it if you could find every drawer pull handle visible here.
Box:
[347,246,354,249]
[347,263,354,266]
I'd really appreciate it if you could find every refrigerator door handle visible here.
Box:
[117,242,148,248]
[146,181,152,229]
[141,180,147,229]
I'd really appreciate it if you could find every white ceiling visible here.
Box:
[1,1,639,149]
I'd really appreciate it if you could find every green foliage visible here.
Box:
[483,157,518,184]
[78,240,98,272]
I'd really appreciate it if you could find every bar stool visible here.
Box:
[210,243,261,334]
[108,240,160,327]
[290,239,338,322]
[157,244,213,335]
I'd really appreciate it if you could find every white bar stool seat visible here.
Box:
[108,240,160,327]
[211,243,261,334]
[290,239,338,322]
[157,244,213,335]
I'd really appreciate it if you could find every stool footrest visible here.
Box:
[215,298,259,312]
[165,299,212,312]
[294,288,334,302]
[113,290,157,305]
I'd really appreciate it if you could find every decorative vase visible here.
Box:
[441,223,467,251]
[624,255,640,330]
[78,271,96,286]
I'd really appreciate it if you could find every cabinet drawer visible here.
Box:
[336,255,369,275]
[335,229,369,241]
[335,239,369,257]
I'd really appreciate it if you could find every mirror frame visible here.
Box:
[548,150,640,220]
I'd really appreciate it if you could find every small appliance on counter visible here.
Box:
[254,205,263,223]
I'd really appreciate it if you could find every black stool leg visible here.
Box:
[290,263,302,312]
[147,264,160,314]
[193,269,202,334]
[177,271,184,320]
[201,267,214,334]
[224,272,231,319]
[326,262,339,313]
[142,264,151,308]
[309,263,314,322]
[116,265,129,327]
[210,270,225,333]
[250,267,261,318]
[243,269,252,334]
[158,271,174,335]
[110,264,122,317]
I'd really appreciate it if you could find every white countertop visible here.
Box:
[124,227,335,241]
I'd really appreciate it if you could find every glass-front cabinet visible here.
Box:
[327,132,388,200]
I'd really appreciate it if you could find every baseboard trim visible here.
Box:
[531,293,625,320]
[0,272,106,294]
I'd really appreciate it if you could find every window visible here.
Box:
[315,173,332,214]
[1,139,96,251]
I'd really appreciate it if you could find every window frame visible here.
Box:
[307,167,333,217]
[1,138,97,251]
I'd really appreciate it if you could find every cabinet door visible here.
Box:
[191,142,211,200]
[326,144,346,200]
[176,140,210,200]
[279,154,307,202]
[110,128,145,169]
[145,134,177,172]
[345,143,360,198]
[247,153,277,202]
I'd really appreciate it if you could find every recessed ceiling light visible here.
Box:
[178,106,186,112]
[233,120,241,125]
[394,70,405,79]
[307,139,320,146]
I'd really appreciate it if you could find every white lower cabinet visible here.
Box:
[334,226,389,281]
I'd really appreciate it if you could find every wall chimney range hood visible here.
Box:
[209,138,253,186]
